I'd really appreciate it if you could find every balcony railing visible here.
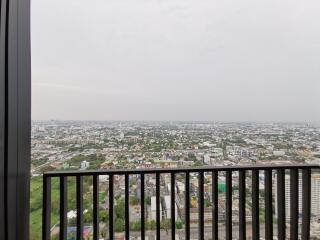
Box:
[42,164,319,240]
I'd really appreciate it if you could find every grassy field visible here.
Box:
[30,177,60,239]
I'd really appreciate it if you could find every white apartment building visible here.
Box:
[311,173,320,217]
[80,160,90,170]
[164,195,178,220]
[275,172,320,218]
[151,196,163,221]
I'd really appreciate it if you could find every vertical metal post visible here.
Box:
[239,170,246,240]
[226,171,232,240]
[109,175,114,240]
[171,173,176,240]
[277,169,286,240]
[265,169,273,239]
[302,168,311,240]
[141,174,145,240]
[252,170,259,240]
[93,175,99,240]
[290,169,299,240]
[42,176,51,240]
[185,172,190,240]
[59,176,68,240]
[156,173,161,240]
[76,176,83,240]
[212,171,218,240]
[125,174,130,240]
[198,171,204,240]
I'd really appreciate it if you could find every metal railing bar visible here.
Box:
[59,176,68,240]
[225,171,232,240]
[277,169,286,240]
[264,169,273,239]
[252,170,259,240]
[44,164,320,177]
[125,174,130,240]
[212,171,218,240]
[41,165,320,240]
[156,172,161,240]
[239,170,246,240]
[198,171,204,240]
[109,175,114,240]
[185,172,190,240]
[76,176,83,240]
[141,174,145,240]
[171,173,176,240]
[42,176,51,240]
[93,175,99,240]
[290,169,299,240]
[302,168,311,240]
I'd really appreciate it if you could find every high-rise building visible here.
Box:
[311,173,320,217]
[275,172,320,219]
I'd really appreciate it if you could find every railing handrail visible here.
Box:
[43,163,320,177]
[42,163,320,240]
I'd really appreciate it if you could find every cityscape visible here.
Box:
[26,0,320,239]
[30,121,320,239]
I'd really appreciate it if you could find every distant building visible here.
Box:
[273,150,285,156]
[151,196,163,221]
[80,160,90,170]
[119,132,124,141]
[164,195,178,220]
[311,173,320,217]
[204,154,211,164]
[275,173,320,218]
[213,148,223,158]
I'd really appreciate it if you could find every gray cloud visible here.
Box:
[31,0,320,121]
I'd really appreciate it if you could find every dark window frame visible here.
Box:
[0,0,31,239]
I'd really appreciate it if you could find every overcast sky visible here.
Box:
[31,0,320,122]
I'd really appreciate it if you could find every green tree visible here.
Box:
[115,198,125,219]
[145,196,151,205]
[146,220,156,230]
[99,210,109,223]
[175,220,183,229]
[130,196,140,205]
[130,221,141,231]
[115,218,125,232]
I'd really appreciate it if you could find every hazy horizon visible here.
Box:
[31,119,320,124]
[31,0,320,122]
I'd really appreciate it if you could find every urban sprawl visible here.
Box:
[30,121,320,239]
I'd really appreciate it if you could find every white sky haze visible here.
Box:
[31,0,320,122]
